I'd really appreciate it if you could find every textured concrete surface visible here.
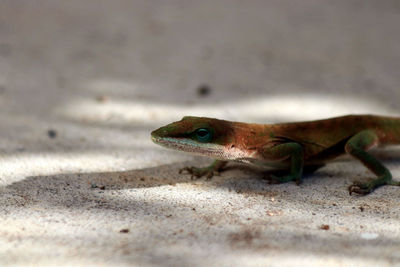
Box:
[1,1,400,266]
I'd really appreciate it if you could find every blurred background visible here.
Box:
[1,0,400,174]
[1,0,400,121]
[1,1,400,266]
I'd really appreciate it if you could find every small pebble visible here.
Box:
[320,224,330,230]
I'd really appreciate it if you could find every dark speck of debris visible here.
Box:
[47,129,57,138]
[119,229,130,233]
[320,224,330,230]
[91,184,106,190]
[197,84,211,97]
[359,206,365,212]
[140,177,145,181]
[96,95,109,102]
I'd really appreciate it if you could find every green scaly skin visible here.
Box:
[151,115,400,195]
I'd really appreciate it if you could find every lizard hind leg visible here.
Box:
[345,130,399,195]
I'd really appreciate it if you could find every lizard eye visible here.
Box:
[194,128,213,143]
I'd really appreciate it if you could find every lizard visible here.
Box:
[151,115,400,195]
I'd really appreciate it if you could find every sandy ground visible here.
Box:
[1,1,400,266]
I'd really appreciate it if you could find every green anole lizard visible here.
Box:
[151,115,400,195]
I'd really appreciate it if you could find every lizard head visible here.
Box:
[151,116,236,159]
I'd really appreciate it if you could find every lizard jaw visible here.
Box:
[152,136,232,160]
[152,135,257,162]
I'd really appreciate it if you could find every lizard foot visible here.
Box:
[348,181,374,195]
[349,179,400,195]
[268,174,302,185]
[179,166,219,180]
[387,180,400,186]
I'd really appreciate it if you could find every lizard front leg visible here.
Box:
[345,130,399,195]
[261,142,304,185]
[179,160,228,180]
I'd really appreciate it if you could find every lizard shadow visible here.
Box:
[7,146,400,196]
[4,146,400,212]
[3,166,400,265]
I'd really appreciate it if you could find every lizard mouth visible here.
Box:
[151,136,225,158]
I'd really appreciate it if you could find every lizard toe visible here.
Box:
[179,166,215,180]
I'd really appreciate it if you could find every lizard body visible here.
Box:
[151,115,400,195]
